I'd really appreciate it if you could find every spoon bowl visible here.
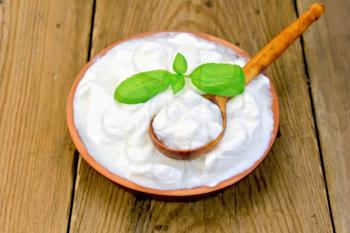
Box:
[149,95,228,160]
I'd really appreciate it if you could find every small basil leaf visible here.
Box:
[173,53,188,75]
[114,70,171,104]
[189,63,245,96]
[170,74,185,94]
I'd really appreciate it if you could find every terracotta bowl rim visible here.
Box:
[66,31,280,197]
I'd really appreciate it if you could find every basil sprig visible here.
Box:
[114,53,245,104]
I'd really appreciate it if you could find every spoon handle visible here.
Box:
[243,3,324,83]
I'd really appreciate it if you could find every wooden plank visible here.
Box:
[69,0,333,232]
[296,0,350,232]
[0,0,93,232]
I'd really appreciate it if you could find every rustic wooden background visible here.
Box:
[0,0,349,232]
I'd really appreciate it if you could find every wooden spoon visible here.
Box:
[149,3,324,160]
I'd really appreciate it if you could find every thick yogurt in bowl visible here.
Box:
[71,32,276,191]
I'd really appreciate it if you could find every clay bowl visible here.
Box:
[66,31,279,197]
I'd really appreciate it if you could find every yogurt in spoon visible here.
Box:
[152,89,223,150]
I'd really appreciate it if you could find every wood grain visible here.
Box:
[69,0,333,232]
[0,0,93,232]
[296,0,350,232]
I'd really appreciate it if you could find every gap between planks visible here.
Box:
[66,0,97,232]
[66,151,80,233]
[292,0,336,232]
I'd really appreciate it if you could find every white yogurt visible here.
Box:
[73,32,274,190]
[152,89,223,149]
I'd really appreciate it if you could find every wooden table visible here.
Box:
[1,0,349,232]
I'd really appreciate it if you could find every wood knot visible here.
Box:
[155,224,168,231]
[204,0,213,8]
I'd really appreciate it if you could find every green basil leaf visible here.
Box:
[170,74,185,94]
[173,53,187,75]
[114,70,171,104]
[189,63,245,96]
